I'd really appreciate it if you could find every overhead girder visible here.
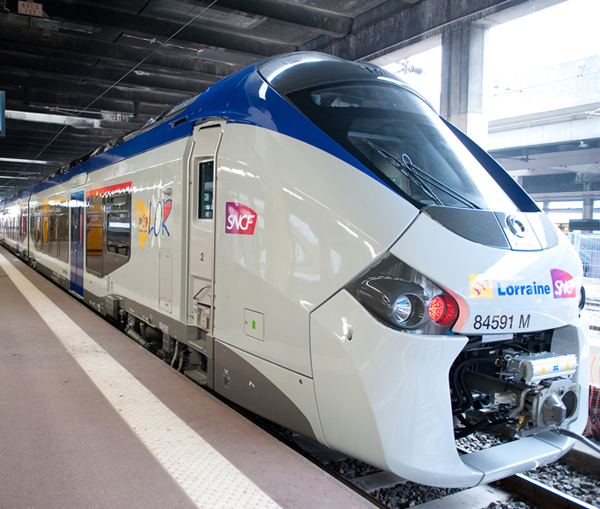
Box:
[213,0,352,37]
[3,81,188,116]
[0,29,248,78]
[0,50,219,94]
[43,0,298,57]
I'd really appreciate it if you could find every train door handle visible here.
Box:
[193,284,211,301]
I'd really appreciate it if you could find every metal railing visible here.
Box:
[568,233,600,336]
[568,233,600,279]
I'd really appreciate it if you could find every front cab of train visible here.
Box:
[262,53,589,487]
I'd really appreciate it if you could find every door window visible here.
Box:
[198,161,214,219]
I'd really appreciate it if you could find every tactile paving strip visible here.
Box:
[0,253,280,509]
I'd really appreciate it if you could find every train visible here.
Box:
[0,51,589,488]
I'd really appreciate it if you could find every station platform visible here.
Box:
[0,246,374,509]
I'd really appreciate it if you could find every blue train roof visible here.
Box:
[6,52,395,202]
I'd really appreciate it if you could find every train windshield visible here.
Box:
[287,82,518,212]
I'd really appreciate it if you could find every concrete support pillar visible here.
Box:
[582,199,594,219]
[440,22,489,147]
[583,183,594,219]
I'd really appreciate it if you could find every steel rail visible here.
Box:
[495,473,598,509]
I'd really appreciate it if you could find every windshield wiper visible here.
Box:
[363,139,443,206]
[400,153,481,210]
[363,139,481,210]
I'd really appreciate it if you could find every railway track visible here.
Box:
[246,414,600,509]
[494,473,598,509]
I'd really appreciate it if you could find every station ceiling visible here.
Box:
[0,0,575,201]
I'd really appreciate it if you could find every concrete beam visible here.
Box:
[369,36,441,67]
[321,0,565,62]
[213,0,352,37]
[529,190,600,202]
[489,117,600,151]
[488,57,600,123]
[0,11,60,35]
[494,147,600,173]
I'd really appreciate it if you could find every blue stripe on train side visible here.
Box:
[219,67,389,190]
[21,63,391,198]
[26,65,253,195]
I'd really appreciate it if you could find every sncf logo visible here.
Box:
[550,269,577,299]
[225,202,257,235]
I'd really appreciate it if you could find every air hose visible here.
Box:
[554,428,600,455]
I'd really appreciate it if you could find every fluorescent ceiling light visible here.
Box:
[0,157,50,165]
[5,110,102,127]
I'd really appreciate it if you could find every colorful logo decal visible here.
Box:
[225,202,257,235]
[134,200,150,248]
[496,281,551,296]
[550,268,576,299]
[469,274,493,299]
[87,182,133,199]
[469,270,577,300]
[134,198,172,249]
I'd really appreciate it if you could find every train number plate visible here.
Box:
[472,314,531,330]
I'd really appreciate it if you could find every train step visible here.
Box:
[185,369,209,386]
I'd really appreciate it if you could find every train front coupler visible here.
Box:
[459,351,580,439]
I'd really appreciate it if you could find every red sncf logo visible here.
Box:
[225,202,257,235]
[550,268,576,299]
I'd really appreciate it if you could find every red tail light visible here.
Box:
[428,294,458,326]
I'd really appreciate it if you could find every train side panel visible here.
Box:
[18,137,194,339]
[0,198,29,256]
[212,123,418,376]
[81,137,192,335]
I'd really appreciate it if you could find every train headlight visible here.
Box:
[393,295,413,324]
[347,253,459,334]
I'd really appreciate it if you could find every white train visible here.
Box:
[0,52,589,487]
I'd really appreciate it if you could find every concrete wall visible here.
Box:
[488,55,600,150]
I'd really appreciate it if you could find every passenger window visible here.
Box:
[35,215,41,249]
[86,194,103,276]
[198,161,214,219]
[104,192,131,275]
[29,209,36,245]
[42,215,49,253]
[86,189,131,277]
[58,213,69,263]
[107,194,131,256]
[49,215,58,258]
[20,213,27,241]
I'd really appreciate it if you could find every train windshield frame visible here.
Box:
[287,81,519,213]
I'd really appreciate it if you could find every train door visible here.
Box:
[188,124,222,331]
[70,191,84,297]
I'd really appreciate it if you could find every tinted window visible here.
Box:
[86,194,103,276]
[107,194,131,256]
[58,213,69,263]
[288,83,518,212]
[86,189,131,277]
[198,161,214,219]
